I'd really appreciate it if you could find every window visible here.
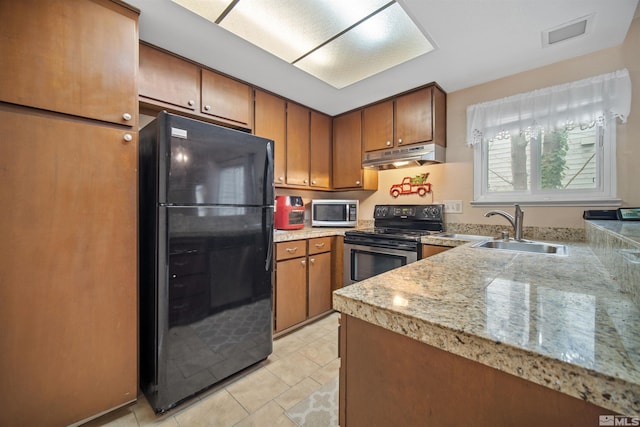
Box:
[468,69,631,205]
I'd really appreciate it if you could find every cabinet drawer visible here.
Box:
[276,240,307,261]
[169,273,208,300]
[169,253,207,277]
[308,237,332,255]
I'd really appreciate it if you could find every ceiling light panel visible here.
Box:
[295,3,433,88]
[218,0,391,63]
[171,0,231,23]
[170,0,435,89]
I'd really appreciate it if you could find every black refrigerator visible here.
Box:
[138,112,274,413]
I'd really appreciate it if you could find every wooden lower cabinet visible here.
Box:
[274,237,334,332]
[339,315,613,427]
[308,239,332,317]
[422,244,451,258]
[275,255,308,331]
[0,105,137,427]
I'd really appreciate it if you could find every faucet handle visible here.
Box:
[501,230,510,241]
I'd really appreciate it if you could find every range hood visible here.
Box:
[362,143,445,170]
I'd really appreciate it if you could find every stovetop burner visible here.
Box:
[345,228,440,242]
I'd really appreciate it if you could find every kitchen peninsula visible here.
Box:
[333,225,640,426]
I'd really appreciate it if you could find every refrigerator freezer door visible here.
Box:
[156,112,274,206]
[146,205,274,413]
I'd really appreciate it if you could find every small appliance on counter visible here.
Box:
[275,195,305,230]
[311,199,358,227]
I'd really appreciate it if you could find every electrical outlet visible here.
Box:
[444,200,463,214]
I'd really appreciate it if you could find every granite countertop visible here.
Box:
[273,227,349,242]
[333,239,640,416]
[589,220,640,246]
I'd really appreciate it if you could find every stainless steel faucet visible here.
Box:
[484,204,525,241]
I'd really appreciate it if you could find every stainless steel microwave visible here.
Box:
[311,199,358,227]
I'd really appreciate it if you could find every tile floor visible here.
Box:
[84,312,340,427]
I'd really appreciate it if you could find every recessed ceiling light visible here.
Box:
[543,15,592,47]
[171,0,435,88]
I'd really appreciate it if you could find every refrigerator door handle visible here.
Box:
[264,141,275,204]
[265,210,274,272]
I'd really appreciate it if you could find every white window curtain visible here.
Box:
[466,69,631,146]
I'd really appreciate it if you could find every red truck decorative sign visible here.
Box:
[390,173,432,198]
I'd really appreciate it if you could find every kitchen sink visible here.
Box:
[434,233,491,241]
[472,239,569,255]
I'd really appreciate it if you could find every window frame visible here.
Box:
[472,118,619,206]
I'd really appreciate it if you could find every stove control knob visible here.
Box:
[375,206,388,217]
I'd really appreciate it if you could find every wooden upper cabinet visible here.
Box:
[286,102,311,186]
[254,89,286,185]
[201,69,252,130]
[0,0,138,127]
[310,111,332,189]
[363,85,447,153]
[395,87,433,146]
[138,44,200,112]
[362,100,394,152]
[333,110,364,189]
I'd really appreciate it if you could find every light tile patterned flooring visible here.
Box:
[84,312,340,427]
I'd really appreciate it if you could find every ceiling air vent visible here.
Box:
[543,15,592,47]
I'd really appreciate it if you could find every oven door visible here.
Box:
[343,242,418,286]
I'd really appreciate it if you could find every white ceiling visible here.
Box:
[127,0,639,116]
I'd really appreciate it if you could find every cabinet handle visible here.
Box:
[312,180,316,185]
[187,100,195,106]
[314,242,325,248]
[398,138,403,143]
[204,105,211,111]
[122,113,132,121]
[278,176,284,182]
[386,141,391,146]
[123,133,133,143]
[301,260,306,266]
[309,258,315,264]
[355,180,361,185]
[285,247,298,253]
[303,179,308,184]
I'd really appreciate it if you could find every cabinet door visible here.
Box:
[255,90,286,186]
[275,258,308,332]
[310,111,332,189]
[395,87,433,146]
[0,0,138,126]
[333,110,364,189]
[308,251,332,317]
[422,245,450,258]
[201,69,252,129]
[363,100,394,152]
[0,106,137,427]
[139,44,200,112]
[286,102,311,186]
